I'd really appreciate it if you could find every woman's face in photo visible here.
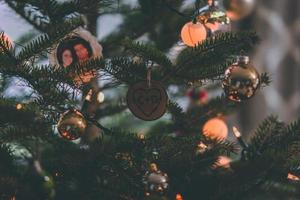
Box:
[62,49,73,67]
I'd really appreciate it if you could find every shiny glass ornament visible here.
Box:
[196,1,231,36]
[223,0,256,20]
[143,163,169,195]
[57,109,87,140]
[222,56,260,102]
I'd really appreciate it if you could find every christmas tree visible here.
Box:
[0,0,300,200]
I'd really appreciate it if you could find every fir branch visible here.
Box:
[94,103,127,119]
[54,0,113,17]
[17,34,54,61]
[168,96,236,134]
[5,0,49,32]
[0,144,15,174]
[260,72,271,87]
[172,60,235,83]
[122,39,173,70]
[248,116,286,158]
[164,31,259,82]
[102,57,147,84]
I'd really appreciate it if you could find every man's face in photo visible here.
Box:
[74,43,89,61]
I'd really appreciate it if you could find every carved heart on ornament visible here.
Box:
[127,81,168,121]
[133,88,162,117]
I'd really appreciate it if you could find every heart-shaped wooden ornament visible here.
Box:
[127,81,168,121]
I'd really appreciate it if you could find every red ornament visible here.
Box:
[199,90,208,102]
[187,88,208,103]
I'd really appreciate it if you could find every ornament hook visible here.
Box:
[147,67,152,88]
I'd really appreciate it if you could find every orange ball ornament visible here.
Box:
[202,118,228,140]
[181,22,207,47]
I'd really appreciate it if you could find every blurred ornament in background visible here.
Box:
[143,163,169,195]
[57,109,87,140]
[180,22,207,47]
[202,117,228,140]
[181,1,231,47]
[222,56,260,102]
[0,32,13,52]
[196,0,231,36]
[187,88,208,105]
[223,0,256,21]
[212,156,232,169]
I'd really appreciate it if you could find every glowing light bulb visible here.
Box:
[202,118,228,140]
[181,22,207,47]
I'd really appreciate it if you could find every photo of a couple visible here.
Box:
[57,36,93,67]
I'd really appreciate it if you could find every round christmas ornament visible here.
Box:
[195,1,231,36]
[223,0,256,21]
[57,109,87,140]
[48,27,103,85]
[222,56,260,102]
[127,81,168,121]
[143,163,169,195]
[202,118,228,140]
[180,22,207,47]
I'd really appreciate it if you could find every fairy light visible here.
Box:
[85,89,93,101]
[97,91,105,103]
[232,126,248,149]
[232,126,241,138]
[16,103,23,110]
[176,193,183,200]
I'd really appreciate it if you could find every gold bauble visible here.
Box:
[196,1,231,36]
[222,56,260,102]
[57,109,87,140]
